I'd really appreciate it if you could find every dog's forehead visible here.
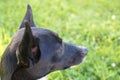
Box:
[12,27,58,42]
[32,27,58,36]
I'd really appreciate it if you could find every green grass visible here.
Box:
[0,0,120,80]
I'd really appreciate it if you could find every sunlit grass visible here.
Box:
[0,0,120,80]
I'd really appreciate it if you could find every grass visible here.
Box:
[0,0,120,80]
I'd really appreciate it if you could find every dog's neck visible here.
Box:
[12,69,34,80]
[11,62,49,80]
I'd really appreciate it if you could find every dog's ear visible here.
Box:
[19,4,36,29]
[17,20,34,68]
[16,20,40,68]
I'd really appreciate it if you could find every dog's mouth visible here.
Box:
[73,54,87,64]
[62,55,87,70]
[60,44,88,69]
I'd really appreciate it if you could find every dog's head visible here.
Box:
[1,5,88,80]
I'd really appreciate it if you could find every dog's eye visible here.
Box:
[57,37,62,44]
[55,35,62,44]
[52,33,62,44]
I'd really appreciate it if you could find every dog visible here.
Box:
[0,4,88,80]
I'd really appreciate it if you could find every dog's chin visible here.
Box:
[37,76,47,80]
[82,56,86,62]
[70,65,77,68]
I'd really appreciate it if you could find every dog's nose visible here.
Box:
[78,46,88,55]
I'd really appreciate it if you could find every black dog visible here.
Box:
[0,5,88,80]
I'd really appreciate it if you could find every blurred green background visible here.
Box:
[0,0,120,80]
